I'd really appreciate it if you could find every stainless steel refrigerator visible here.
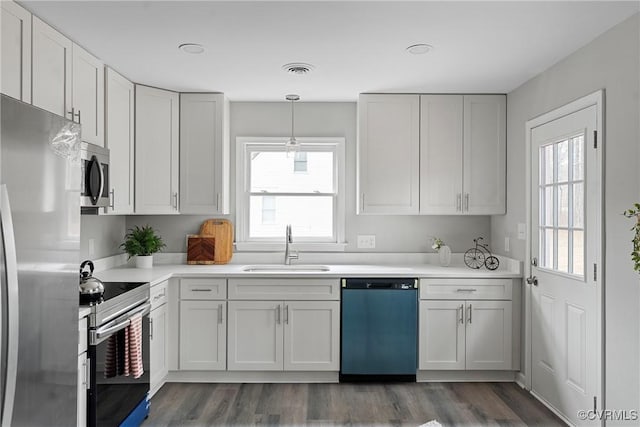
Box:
[0,94,81,426]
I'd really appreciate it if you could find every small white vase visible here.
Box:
[135,255,153,269]
[438,245,452,267]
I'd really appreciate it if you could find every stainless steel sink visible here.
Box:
[241,264,331,272]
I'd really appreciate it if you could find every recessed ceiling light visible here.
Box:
[282,62,314,75]
[406,44,433,55]
[179,43,205,54]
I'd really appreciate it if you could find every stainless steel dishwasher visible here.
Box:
[340,278,418,381]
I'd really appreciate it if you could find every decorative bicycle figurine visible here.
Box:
[464,237,499,270]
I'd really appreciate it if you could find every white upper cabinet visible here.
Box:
[419,95,464,214]
[179,93,230,214]
[1,1,31,102]
[104,68,134,214]
[463,95,506,214]
[419,94,506,215]
[357,94,420,214]
[135,85,179,214]
[31,16,72,118]
[72,44,104,145]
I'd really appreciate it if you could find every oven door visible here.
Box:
[88,303,151,427]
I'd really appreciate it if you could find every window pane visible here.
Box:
[573,182,584,228]
[541,228,554,269]
[250,151,334,193]
[249,196,333,238]
[558,229,569,273]
[558,184,568,227]
[573,135,584,180]
[294,152,308,173]
[544,145,554,185]
[557,140,569,182]
[573,230,584,277]
[541,186,553,227]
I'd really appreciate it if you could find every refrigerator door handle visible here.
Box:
[0,185,19,427]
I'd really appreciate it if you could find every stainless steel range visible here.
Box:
[81,281,151,427]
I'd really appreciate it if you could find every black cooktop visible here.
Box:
[80,281,148,306]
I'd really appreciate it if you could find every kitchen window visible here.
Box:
[235,137,346,251]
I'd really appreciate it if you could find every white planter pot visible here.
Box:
[438,245,452,267]
[135,255,153,269]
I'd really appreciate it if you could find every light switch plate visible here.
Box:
[88,238,95,256]
[504,236,510,252]
[517,223,526,240]
[357,235,376,249]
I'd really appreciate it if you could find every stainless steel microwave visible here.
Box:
[80,142,109,211]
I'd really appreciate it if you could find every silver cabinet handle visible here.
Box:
[109,189,115,209]
[149,317,154,340]
[284,305,289,324]
[218,304,223,324]
[459,304,464,324]
[68,107,75,121]
[456,193,462,212]
[216,193,221,211]
[456,288,477,293]
[173,192,178,210]
[468,304,472,324]
[191,288,212,292]
[361,193,365,212]
[276,305,281,324]
[85,358,91,390]
[76,109,81,124]
[465,193,470,212]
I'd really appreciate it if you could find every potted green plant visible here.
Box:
[120,225,166,268]
[623,203,640,273]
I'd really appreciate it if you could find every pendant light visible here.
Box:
[285,94,300,153]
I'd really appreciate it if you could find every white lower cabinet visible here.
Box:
[227,300,340,371]
[419,299,512,370]
[179,300,227,370]
[150,303,168,394]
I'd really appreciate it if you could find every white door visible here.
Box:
[72,44,104,146]
[104,68,134,214]
[465,300,512,370]
[418,300,465,370]
[284,301,339,371]
[31,16,72,118]
[150,304,168,394]
[227,301,283,371]
[1,0,31,102]
[530,103,600,424]
[179,300,226,370]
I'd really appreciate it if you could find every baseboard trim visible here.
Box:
[167,370,339,383]
[417,370,516,382]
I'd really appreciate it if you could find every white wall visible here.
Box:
[80,215,126,259]
[126,101,491,254]
[491,13,640,422]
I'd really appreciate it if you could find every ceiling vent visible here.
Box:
[282,62,314,75]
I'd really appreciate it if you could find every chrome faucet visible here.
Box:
[284,224,298,265]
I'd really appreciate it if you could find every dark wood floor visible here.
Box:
[144,382,565,426]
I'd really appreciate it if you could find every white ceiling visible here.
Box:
[20,1,639,101]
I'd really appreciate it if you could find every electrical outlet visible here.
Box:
[88,238,95,256]
[357,235,376,249]
[504,236,510,252]
[517,223,526,240]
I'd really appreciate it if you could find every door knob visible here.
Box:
[526,275,538,286]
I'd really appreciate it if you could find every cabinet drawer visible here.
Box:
[420,278,512,300]
[151,281,168,308]
[78,317,87,355]
[228,278,340,301]
[180,278,227,300]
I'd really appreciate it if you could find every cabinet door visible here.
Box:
[77,352,87,427]
[1,1,31,102]
[419,95,464,214]
[463,95,506,214]
[227,301,283,371]
[465,300,512,370]
[418,300,465,370]
[179,300,226,370]
[284,301,339,371]
[72,44,104,145]
[357,94,420,214]
[180,93,229,214]
[104,68,134,214]
[135,85,179,214]
[32,16,72,118]
[150,304,169,393]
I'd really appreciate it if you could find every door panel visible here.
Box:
[419,300,465,370]
[179,301,226,370]
[465,300,512,370]
[530,104,598,424]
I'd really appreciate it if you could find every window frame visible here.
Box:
[235,137,346,251]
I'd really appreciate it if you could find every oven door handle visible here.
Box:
[91,302,151,345]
